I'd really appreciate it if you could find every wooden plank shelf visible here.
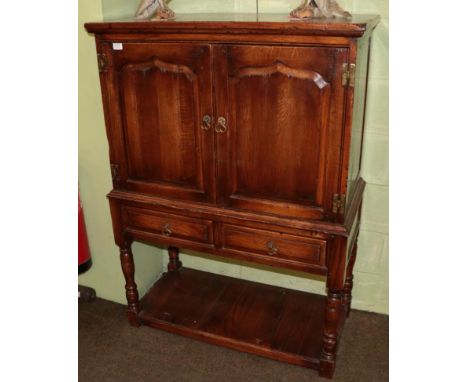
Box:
[139,268,344,369]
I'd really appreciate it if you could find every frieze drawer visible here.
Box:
[220,224,327,268]
[122,207,214,244]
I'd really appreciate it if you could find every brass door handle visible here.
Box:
[162,223,172,237]
[201,115,212,130]
[266,240,278,256]
[215,116,227,133]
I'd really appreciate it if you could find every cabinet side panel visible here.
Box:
[346,37,371,206]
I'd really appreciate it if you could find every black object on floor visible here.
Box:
[78,285,96,303]
[79,297,388,381]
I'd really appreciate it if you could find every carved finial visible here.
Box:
[135,0,175,21]
[290,0,351,20]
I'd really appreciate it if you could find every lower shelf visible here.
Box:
[139,267,329,369]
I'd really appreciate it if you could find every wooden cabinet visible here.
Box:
[85,14,379,379]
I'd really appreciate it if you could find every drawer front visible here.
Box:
[220,224,326,267]
[123,207,213,244]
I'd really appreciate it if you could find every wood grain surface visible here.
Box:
[139,268,345,369]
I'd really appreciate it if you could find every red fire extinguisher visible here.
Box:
[78,190,92,273]
[79,189,95,301]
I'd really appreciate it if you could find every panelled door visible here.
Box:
[214,45,348,219]
[103,43,215,203]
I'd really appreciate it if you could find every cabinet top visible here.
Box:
[85,13,379,38]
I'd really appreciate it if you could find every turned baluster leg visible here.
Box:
[167,246,182,271]
[343,241,358,317]
[120,244,140,327]
[319,289,342,379]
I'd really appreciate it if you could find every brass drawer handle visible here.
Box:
[201,115,212,130]
[266,240,278,256]
[162,223,172,237]
[215,116,227,133]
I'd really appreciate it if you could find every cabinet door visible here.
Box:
[214,45,347,219]
[103,43,214,203]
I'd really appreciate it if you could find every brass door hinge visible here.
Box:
[341,63,356,87]
[332,194,346,215]
[97,53,108,72]
[110,163,120,181]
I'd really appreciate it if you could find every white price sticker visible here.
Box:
[112,42,123,50]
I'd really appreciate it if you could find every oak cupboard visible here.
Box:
[85,13,379,378]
